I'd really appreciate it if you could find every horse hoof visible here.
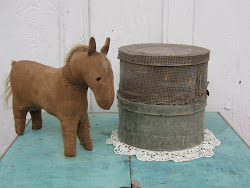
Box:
[32,125,42,130]
[16,129,24,135]
[82,142,93,150]
[64,152,76,157]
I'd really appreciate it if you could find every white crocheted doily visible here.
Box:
[106,129,221,162]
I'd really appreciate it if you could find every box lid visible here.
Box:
[118,43,210,66]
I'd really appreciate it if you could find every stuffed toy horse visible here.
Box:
[5,37,114,157]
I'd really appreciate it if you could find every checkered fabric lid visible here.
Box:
[118,43,210,66]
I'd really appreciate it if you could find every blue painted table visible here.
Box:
[0,112,249,188]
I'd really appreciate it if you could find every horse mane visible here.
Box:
[64,44,112,74]
[65,45,89,64]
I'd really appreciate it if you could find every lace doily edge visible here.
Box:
[106,129,221,162]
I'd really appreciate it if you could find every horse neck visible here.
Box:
[62,54,88,91]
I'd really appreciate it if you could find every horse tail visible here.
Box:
[65,45,88,64]
[4,61,15,107]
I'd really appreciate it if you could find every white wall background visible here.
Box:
[0,0,249,156]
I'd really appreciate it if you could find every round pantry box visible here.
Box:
[117,43,210,151]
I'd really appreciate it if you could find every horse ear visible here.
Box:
[88,37,96,56]
[101,37,110,55]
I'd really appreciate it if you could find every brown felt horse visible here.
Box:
[5,37,114,157]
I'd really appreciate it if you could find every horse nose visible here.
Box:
[101,104,111,110]
[100,92,114,110]
[98,99,113,110]
[93,85,114,110]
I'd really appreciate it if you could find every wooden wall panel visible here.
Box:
[193,0,250,145]
[58,0,88,66]
[167,0,194,44]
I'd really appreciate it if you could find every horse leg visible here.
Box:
[13,107,27,135]
[60,119,78,157]
[77,112,93,150]
[12,96,28,135]
[30,109,42,130]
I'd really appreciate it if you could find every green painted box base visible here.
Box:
[118,96,207,151]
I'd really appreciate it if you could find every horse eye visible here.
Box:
[96,77,101,81]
